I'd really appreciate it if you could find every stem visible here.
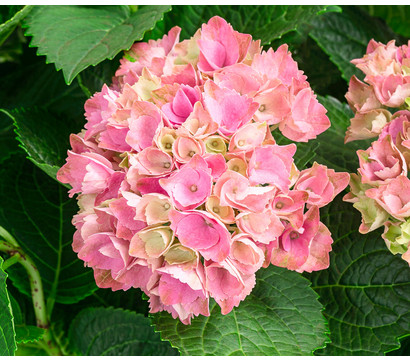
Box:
[76,73,92,98]
[2,253,20,270]
[0,232,63,355]
[129,5,138,13]
[0,227,19,247]
[0,240,48,328]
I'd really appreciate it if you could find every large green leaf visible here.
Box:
[23,5,171,84]
[364,5,410,39]
[0,5,33,46]
[309,6,398,82]
[0,108,82,181]
[0,156,97,305]
[162,5,337,44]
[68,307,177,356]
[0,257,16,356]
[153,266,328,356]
[310,96,371,173]
[306,196,410,355]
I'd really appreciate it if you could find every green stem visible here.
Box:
[2,253,20,270]
[0,227,19,247]
[129,5,138,13]
[0,233,63,355]
[76,73,92,98]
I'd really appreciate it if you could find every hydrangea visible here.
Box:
[343,39,410,266]
[57,16,349,324]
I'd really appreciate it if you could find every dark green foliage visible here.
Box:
[153,266,328,356]
[0,4,409,357]
[306,197,410,355]
[0,157,97,304]
[69,307,178,356]
[0,257,16,355]
[23,5,171,84]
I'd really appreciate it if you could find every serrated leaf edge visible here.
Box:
[150,267,331,356]
[21,5,172,84]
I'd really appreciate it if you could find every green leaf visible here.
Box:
[77,53,122,96]
[164,5,335,45]
[309,6,398,82]
[15,325,44,344]
[0,48,86,116]
[0,156,97,305]
[69,307,177,356]
[15,343,48,356]
[0,111,20,165]
[387,335,410,355]
[23,5,171,84]
[305,196,410,355]
[153,266,328,356]
[0,257,16,356]
[309,96,371,173]
[364,5,410,39]
[291,36,348,101]
[0,107,82,181]
[9,293,45,343]
[0,5,33,46]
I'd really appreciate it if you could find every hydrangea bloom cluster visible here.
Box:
[57,16,349,324]
[343,39,410,265]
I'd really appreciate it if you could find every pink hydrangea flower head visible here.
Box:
[58,15,343,323]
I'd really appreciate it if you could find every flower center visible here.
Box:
[163,203,170,210]
[190,184,198,192]
[290,231,299,240]
[165,142,172,149]
[188,150,196,157]
[259,104,266,112]
[275,202,284,209]
[212,141,218,147]
[212,206,220,213]
[238,140,245,147]
[232,165,240,172]
[163,162,171,169]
